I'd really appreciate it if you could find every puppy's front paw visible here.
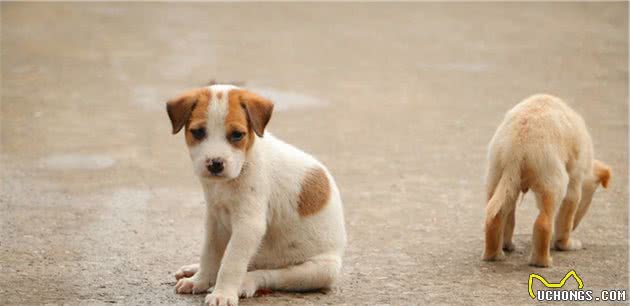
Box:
[482,249,505,261]
[175,277,210,294]
[554,239,582,251]
[175,263,199,280]
[502,241,515,252]
[205,291,239,306]
[529,255,552,268]
[239,274,259,298]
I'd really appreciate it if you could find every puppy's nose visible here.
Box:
[207,158,224,175]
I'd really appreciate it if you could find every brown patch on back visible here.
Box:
[216,92,223,100]
[297,167,330,217]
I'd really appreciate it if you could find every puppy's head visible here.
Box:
[166,85,274,180]
[579,159,612,208]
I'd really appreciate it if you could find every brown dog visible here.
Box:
[482,94,611,267]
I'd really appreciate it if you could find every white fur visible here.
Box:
[174,85,347,306]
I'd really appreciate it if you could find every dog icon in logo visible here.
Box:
[528,270,584,299]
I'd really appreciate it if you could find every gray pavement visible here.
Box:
[1,2,628,305]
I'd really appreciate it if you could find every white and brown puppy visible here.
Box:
[166,85,346,306]
[482,94,611,267]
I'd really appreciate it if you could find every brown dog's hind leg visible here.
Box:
[483,211,506,261]
[502,206,516,252]
[554,176,583,251]
[530,191,555,267]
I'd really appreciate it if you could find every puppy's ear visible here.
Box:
[166,90,200,134]
[239,90,274,137]
[593,159,612,189]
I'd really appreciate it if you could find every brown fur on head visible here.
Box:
[232,89,274,138]
[165,86,274,180]
[224,89,274,152]
[166,88,210,135]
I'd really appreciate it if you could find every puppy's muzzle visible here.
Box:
[207,158,225,175]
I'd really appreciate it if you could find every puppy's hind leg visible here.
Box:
[239,253,341,298]
[502,205,517,252]
[484,210,507,261]
[483,166,519,261]
[482,162,504,261]
[553,175,583,251]
[530,170,568,267]
[502,192,526,252]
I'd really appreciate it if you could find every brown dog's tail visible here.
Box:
[486,165,520,220]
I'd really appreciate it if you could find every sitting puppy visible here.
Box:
[166,85,347,306]
[482,94,611,267]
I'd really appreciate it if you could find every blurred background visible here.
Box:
[1,2,627,305]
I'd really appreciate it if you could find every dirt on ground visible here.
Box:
[1,2,628,305]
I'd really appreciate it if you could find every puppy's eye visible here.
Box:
[190,128,206,140]
[229,131,245,142]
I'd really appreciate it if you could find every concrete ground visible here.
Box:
[1,2,628,305]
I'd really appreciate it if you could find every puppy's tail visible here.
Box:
[486,165,520,220]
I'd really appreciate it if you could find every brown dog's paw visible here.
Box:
[482,250,505,261]
[502,241,515,252]
[553,239,582,251]
[529,255,552,268]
